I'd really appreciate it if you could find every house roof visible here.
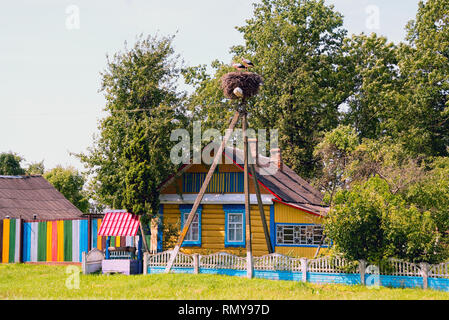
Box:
[159,145,329,217]
[223,147,328,216]
[0,175,84,220]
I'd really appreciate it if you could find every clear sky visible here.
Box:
[0,0,420,172]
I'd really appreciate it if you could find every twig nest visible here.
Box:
[221,72,263,100]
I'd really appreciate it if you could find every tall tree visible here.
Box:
[232,0,352,179]
[185,0,352,179]
[78,34,186,219]
[393,0,449,156]
[341,33,401,140]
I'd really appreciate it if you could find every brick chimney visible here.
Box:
[270,147,283,171]
[248,138,258,166]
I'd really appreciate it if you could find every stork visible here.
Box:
[241,58,254,68]
[232,63,247,71]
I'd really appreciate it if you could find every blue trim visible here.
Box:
[180,204,202,247]
[223,204,245,247]
[274,222,328,248]
[270,204,275,251]
[157,204,164,252]
[137,234,142,260]
[105,236,110,259]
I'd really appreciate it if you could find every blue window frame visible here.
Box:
[224,204,245,247]
[275,223,328,248]
[180,204,202,246]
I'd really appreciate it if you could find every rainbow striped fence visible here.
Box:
[1,218,137,263]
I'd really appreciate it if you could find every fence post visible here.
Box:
[193,253,199,274]
[420,262,429,290]
[359,260,367,285]
[300,258,308,282]
[143,252,149,275]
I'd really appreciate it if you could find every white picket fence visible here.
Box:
[145,250,449,280]
[253,253,302,272]
[307,256,357,273]
[200,252,247,270]
[377,258,422,277]
[430,262,449,278]
[147,250,193,268]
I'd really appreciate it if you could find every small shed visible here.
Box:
[97,210,143,275]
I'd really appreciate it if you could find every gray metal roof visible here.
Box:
[0,175,84,220]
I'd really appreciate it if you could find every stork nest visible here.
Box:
[221,72,263,100]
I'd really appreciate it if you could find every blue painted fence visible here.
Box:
[145,251,449,292]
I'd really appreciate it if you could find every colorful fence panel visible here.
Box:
[0,218,137,263]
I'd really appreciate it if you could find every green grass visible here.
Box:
[0,263,448,300]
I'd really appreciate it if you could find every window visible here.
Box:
[224,204,245,247]
[276,224,326,247]
[180,205,202,246]
[228,212,244,242]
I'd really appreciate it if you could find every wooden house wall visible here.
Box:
[273,202,327,258]
[161,163,271,195]
[161,204,272,257]
[1,218,135,263]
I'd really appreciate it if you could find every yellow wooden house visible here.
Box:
[156,143,329,258]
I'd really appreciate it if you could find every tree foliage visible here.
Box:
[325,176,448,264]
[185,0,351,179]
[78,34,186,217]
[44,166,89,214]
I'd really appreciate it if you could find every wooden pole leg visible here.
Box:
[242,112,253,279]
[249,163,273,254]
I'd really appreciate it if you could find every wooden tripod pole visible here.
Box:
[165,110,241,273]
[243,117,273,254]
[242,111,253,279]
[248,161,273,253]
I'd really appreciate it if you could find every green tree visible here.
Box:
[185,0,352,179]
[313,125,359,204]
[341,33,401,140]
[325,176,447,264]
[78,34,185,219]
[392,0,449,156]
[26,161,45,175]
[44,166,89,213]
[0,152,25,175]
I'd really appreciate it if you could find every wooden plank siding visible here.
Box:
[161,204,272,257]
[161,163,271,195]
[273,202,327,258]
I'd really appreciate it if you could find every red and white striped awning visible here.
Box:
[97,211,140,237]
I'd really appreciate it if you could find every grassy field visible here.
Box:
[0,263,448,300]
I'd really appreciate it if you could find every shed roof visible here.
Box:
[0,175,84,220]
[97,211,140,236]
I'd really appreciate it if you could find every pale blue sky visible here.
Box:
[0,0,420,171]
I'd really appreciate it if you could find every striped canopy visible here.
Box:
[97,211,140,237]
